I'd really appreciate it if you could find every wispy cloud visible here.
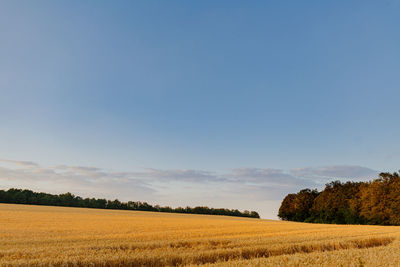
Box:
[291,165,379,183]
[129,168,222,182]
[228,168,315,187]
[0,159,380,218]
[0,159,39,168]
[0,161,155,201]
[53,165,102,173]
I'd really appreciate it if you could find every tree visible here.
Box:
[359,172,400,225]
[0,188,260,219]
[278,171,400,225]
[278,189,318,221]
[311,181,362,224]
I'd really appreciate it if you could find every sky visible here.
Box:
[1,1,400,218]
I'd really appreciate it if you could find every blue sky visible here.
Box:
[1,1,400,218]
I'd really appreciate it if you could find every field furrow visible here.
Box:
[1,204,400,266]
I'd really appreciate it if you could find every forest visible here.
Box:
[278,171,400,225]
[0,188,260,218]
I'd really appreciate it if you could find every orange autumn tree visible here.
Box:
[279,171,400,225]
[359,172,400,225]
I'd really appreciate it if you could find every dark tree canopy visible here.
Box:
[278,171,400,225]
[278,189,318,222]
[0,188,260,219]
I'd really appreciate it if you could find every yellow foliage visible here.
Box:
[1,204,399,266]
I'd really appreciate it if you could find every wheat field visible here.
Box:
[1,204,400,266]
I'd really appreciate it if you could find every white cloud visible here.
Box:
[53,165,102,173]
[0,159,38,168]
[129,168,222,182]
[0,159,380,219]
[0,161,155,201]
[229,168,315,187]
[291,165,379,183]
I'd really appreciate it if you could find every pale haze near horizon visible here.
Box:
[1,1,399,218]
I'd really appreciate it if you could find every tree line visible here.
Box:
[0,188,260,218]
[278,171,400,225]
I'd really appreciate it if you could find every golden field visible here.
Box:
[1,204,400,266]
